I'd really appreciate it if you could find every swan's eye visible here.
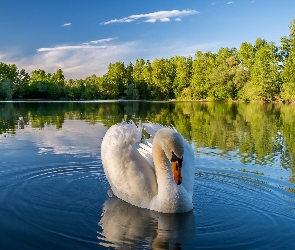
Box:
[171,151,183,168]
[177,160,182,169]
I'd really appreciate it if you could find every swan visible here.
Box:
[101,121,195,213]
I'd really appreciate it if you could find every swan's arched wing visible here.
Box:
[101,122,157,208]
[182,139,195,198]
[137,140,154,169]
[143,122,176,137]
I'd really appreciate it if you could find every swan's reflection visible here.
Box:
[98,194,196,249]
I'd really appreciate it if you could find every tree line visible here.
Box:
[1,19,295,102]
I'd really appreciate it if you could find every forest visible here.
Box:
[1,19,295,102]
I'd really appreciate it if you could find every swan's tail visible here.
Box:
[105,121,142,147]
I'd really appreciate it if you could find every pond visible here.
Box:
[1,101,295,249]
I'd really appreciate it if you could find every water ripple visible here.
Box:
[0,156,108,249]
[2,147,295,249]
[193,167,295,249]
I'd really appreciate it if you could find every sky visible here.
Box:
[1,0,295,79]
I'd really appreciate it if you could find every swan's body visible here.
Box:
[101,121,195,213]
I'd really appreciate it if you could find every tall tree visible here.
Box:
[173,56,192,98]
[281,19,295,101]
[133,59,148,99]
[239,38,281,101]
[103,62,126,98]
[208,47,240,100]
[152,58,176,99]
[190,51,216,100]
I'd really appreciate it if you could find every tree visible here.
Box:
[0,62,30,98]
[190,51,216,100]
[104,62,126,98]
[172,56,192,99]
[142,60,155,99]
[238,42,256,70]
[281,19,295,101]
[26,69,65,99]
[208,47,240,100]
[239,39,281,101]
[0,79,14,99]
[151,58,176,99]
[132,59,150,99]
[52,69,65,84]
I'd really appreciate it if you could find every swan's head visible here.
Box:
[171,151,183,185]
[155,128,184,185]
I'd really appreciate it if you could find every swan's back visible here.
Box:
[101,122,157,208]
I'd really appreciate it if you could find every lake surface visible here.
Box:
[1,101,295,249]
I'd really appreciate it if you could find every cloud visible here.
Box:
[144,19,157,23]
[37,45,107,52]
[83,37,117,45]
[36,37,117,52]
[61,23,72,27]
[160,18,170,22]
[101,9,199,25]
[174,18,182,21]
[1,38,222,80]
[9,39,140,79]
[227,1,234,4]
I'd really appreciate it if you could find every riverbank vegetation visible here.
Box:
[1,20,295,102]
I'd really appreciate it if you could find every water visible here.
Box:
[1,101,295,249]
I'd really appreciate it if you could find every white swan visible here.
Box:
[101,121,195,213]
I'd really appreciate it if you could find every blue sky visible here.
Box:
[1,0,295,79]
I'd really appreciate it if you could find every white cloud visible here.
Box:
[83,37,117,45]
[101,9,199,25]
[61,23,72,27]
[1,38,140,79]
[144,19,157,23]
[227,1,234,4]
[37,45,107,52]
[36,37,117,55]
[35,38,119,53]
[1,37,222,80]
[33,41,139,79]
[174,18,182,21]
[160,18,170,22]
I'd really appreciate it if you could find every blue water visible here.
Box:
[1,102,295,249]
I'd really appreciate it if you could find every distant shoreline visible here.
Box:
[0,99,294,104]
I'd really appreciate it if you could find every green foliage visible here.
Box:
[0,79,14,99]
[281,19,295,101]
[173,56,192,98]
[151,58,176,99]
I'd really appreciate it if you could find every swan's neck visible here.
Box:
[151,129,192,213]
[152,141,174,192]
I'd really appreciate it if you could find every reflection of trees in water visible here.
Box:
[1,101,295,181]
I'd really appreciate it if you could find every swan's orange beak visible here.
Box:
[172,161,182,185]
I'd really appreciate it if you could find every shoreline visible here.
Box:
[0,99,294,104]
